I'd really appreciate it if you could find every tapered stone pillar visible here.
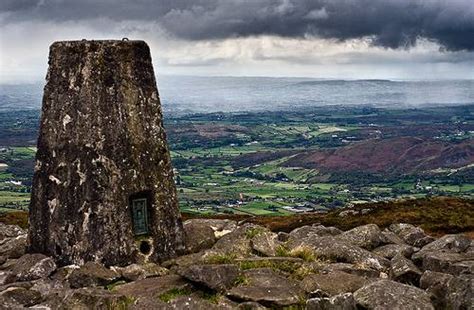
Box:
[28,40,184,266]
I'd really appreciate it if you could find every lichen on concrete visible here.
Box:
[28,40,184,266]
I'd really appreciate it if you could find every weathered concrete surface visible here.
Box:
[28,40,184,266]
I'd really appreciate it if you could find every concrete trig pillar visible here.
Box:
[28,40,184,266]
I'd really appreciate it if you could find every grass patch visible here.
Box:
[200,292,222,304]
[233,274,249,286]
[288,247,316,262]
[110,296,136,310]
[0,210,28,228]
[275,245,291,257]
[292,264,318,280]
[157,288,193,302]
[276,245,316,262]
[245,227,265,239]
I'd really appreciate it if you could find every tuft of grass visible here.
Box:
[276,245,316,262]
[112,296,136,310]
[275,245,291,257]
[204,253,237,264]
[292,264,318,280]
[200,292,222,304]
[289,246,316,262]
[233,274,250,286]
[245,227,265,239]
[296,295,309,309]
[157,288,193,302]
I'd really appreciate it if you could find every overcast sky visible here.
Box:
[1,0,474,83]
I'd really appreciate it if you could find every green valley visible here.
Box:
[1,105,474,216]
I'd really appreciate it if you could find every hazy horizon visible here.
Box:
[2,74,474,86]
[2,76,473,115]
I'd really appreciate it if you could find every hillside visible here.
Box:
[282,137,474,174]
[183,197,474,237]
[3,197,473,238]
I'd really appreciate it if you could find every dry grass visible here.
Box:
[2,197,473,238]
[276,245,316,262]
[0,211,28,229]
[183,197,474,237]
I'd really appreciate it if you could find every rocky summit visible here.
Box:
[0,220,472,309]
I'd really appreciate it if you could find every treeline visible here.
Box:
[0,110,39,146]
[328,171,400,186]
[4,159,34,184]
[168,135,244,151]
[232,170,289,182]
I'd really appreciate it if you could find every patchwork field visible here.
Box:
[0,105,474,216]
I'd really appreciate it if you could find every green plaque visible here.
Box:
[131,198,148,235]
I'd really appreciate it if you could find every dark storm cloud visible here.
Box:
[0,0,38,11]
[2,0,473,51]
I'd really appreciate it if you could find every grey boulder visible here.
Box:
[306,293,356,310]
[372,243,416,259]
[7,253,56,282]
[0,287,43,307]
[251,230,280,257]
[62,287,131,309]
[113,263,168,281]
[420,251,474,275]
[389,223,434,247]
[167,295,220,309]
[354,279,434,310]
[389,254,422,285]
[338,224,387,250]
[68,262,119,288]
[0,235,27,259]
[0,223,25,241]
[420,270,473,310]
[226,268,304,307]
[211,224,262,257]
[178,264,240,292]
[417,234,471,254]
[301,271,371,296]
[288,225,342,243]
[183,219,218,254]
[288,235,389,271]
[321,263,381,278]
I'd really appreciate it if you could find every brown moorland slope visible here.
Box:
[183,196,474,237]
[282,137,474,174]
[3,197,473,237]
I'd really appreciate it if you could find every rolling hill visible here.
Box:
[282,137,474,175]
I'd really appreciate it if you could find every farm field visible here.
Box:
[1,105,474,216]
